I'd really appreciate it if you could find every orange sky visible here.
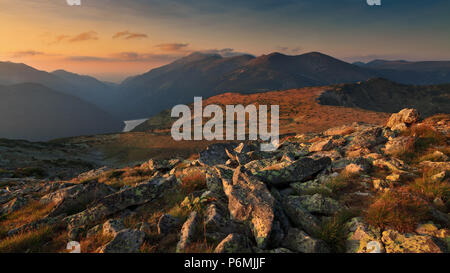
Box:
[1,0,449,82]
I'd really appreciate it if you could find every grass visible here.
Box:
[395,124,447,163]
[410,168,449,203]
[80,231,114,253]
[0,225,66,253]
[315,209,359,253]
[0,200,55,239]
[365,187,429,233]
[13,167,47,178]
[180,170,207,195]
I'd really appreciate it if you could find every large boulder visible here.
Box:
[282,228,329,253]
[66,175,176,229]
[309,139,335,152]
[41,181,115,217]
[100,229,145,253]
[282,196,321,236]
[158,214,181,235]
[381,229,444,253]
[254,157,331,187]
[222,166,275,249]
[199,143,239,166]
[386,109,420,131]
[102,219,126,237]
[214,233,251,253]
[176,211,200,253]
[297,194,341,215]
[384,136,413,155]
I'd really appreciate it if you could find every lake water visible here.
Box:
[123,119,148,132]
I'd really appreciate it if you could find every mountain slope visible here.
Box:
[116,52,378,119]
[0,62,117,115]
[354,60,450,84]
[318,78,450,117]
[0,83,124,141]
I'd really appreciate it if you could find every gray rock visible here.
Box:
[223,166,275,249]
[282,228,329,253]
[66,175,177,229]
[41,181,115,217]
[100,229,145,253]
[297,194,341,215]
[199,143,238,166]
[254,157,332,187]
[282,196,321,236]
[158,214,181,235]
[214,233,251,253]
[176,211,200,253]
[103,219,125,236]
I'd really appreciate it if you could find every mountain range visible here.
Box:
[0,83,123,141]
[1,52,450,141]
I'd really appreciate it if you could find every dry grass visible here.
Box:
[410,168,450,202]
[315,209,359,253]
[0,201,55,239]
[365,188,429,233]
[0,225,67,253]
[80,232,114,253]
[180,171,207,195]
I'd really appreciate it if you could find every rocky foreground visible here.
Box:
[0,109,448,253]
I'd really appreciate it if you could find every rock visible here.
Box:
[176,211,200,253]
[158,214,181,235]
[344,163,364,175]
[103,219,125,236]
[324,124,356,136]
[77,166,109,181]
[100,229,145,253]
[199,143,238,166]
[419,161,450,172]
[381,229,444,253]
[297,194,341,215]
[205,170,224,194]
[431,171,448,183]
[384,136,413,155]
[244,158,284,174]
[214,233,251,253]
[41,181,115,218]
[269,248,293,253]
[204,204,229,237]
[86,224,102,237]
[347,126,386,152]
[309,139,334,152]
[282,196,320,236]
[254,157,331,187]
[1,196,29,216]
[386,108,419,130]
[141,159,180,172]
[222,166,275,249]
[66,175,177,229]
[372,179,390,191]
[290,180,332,196]
[282,228,329,253]
[346,217,384,253]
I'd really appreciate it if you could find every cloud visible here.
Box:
[200,48,252,57]
[9,50,46,58]
[275,46,302,55]
[155,43,189,52]
[112,31,148,40]
[69,31,99,42]
[66,52,178,63]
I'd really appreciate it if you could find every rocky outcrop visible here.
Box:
[282,196,320,236]
[254,157,331,187]
[176,211,200,253]
[214,233,251,253]
[386,108,420,131]
[381,229,444,253]
[67,175,177,229]
[223,166,275,249]
[282,228,329,253]
[100,229,145,253]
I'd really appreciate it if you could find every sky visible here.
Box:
[1,0,449,82]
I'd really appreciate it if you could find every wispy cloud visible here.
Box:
[200,48,252,57]
[68,31,99,42]
[9,50,46,58]
[112,30,148,40]
[66,52,178,63]
[275,46,302,55]
[155,43,189,52]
